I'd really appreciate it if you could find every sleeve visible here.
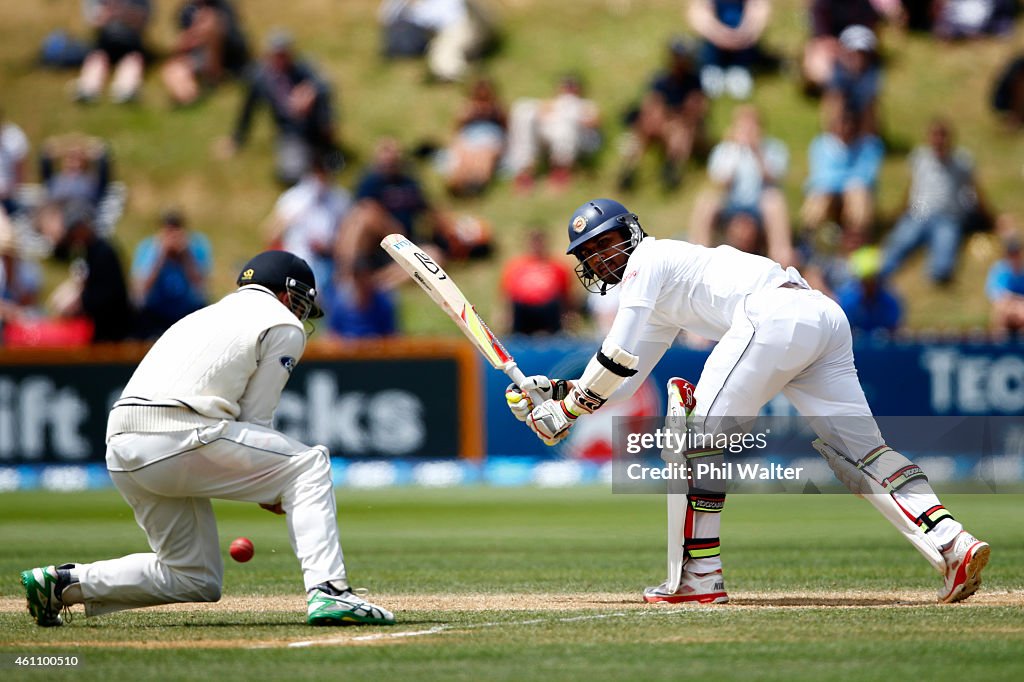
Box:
[9,126,29,161]
[192,233,213,277]
[707,143,736,184]
[131,238,156,283]
[617,248,665,310]
[764,138,789,180]
[598,303,676,405]
[985,264,1009,301]
[605,338,672,406]
[237,324,307,427]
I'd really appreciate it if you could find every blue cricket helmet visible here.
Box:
[565,198,647,295]
[566,198,643,255]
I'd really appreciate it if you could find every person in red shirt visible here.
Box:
[500,229,572,335]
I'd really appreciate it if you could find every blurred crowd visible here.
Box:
[3,0,1024,347]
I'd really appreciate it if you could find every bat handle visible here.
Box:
[504,363,546,406]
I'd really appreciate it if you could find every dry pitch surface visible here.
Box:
[3,589,1021,650]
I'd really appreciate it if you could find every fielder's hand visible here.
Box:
[260,502,285,515]
[505,376,571,422]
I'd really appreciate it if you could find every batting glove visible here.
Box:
[527,398,579,446]
[526,382,602,445]
[505,376,571,422]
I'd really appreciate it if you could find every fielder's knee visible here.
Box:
[289,445,333,490]
[175,570,222,603]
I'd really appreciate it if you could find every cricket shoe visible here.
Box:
[938,531,990,603]
[21,564,76,627]
[307,584,395,626]
[643,569,729,604]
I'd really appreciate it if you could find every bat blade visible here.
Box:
[380,234,510,370]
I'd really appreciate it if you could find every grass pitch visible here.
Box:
[1,487,1022,680]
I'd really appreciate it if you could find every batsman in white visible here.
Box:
[505,198,990,605]
[21,250,394,627]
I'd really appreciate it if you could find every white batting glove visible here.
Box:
[505,376,571,422]
[527,399,578,446]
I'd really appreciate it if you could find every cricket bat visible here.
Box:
[380,234,544,405]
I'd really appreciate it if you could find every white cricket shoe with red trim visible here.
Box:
[643,569,729,604]
[938,531,990,603]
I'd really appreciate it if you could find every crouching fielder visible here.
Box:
[505,199,989,605]
[21,251,394,627]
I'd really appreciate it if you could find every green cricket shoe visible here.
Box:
[21,565,66,627]
[306,586,395,626]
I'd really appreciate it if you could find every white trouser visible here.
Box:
[79,421,347,616]
[506,99,585,173]
[694,286,883,457]
[428,15,489,81]
[684,286,961,572]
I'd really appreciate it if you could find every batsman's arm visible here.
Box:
[238,324,306,427]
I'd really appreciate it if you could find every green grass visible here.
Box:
[3,1,1023,332]
[1,487,1022,680]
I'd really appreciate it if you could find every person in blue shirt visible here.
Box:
[688,0,772,100]
[801,108,884,238]
[327,259,396,339]
[836,245,902,335]
[335,137,446,291]
[986,235,1024,334]
[132,208,212,337]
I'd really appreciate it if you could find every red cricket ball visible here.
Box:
[229,537,254,563]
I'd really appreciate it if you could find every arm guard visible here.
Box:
[563,341,639,417]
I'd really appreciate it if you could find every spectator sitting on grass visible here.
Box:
[801,0,903,93]
[327,259,397,339]
[76,0,152,103]
[687,0,772,100]
[379,0,496,83]
[836,245,903,336]
[217,29,340,186]
[506,74,601,194]
[800,108,884,240]
[161,0,250,107]
[617,36,709,192]
[822,25,882,136]
[132,208,212,337]
[880,118,989,285]
[36,135,112,246]
[441,76,507,197]
[985,234,1024,335]
[688,104,793,266]
[336,137,444,290]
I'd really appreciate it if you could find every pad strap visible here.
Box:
[596,349,638,377]
[916,505,954,533]
[684,537,721,560]
[687,493,725,513]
